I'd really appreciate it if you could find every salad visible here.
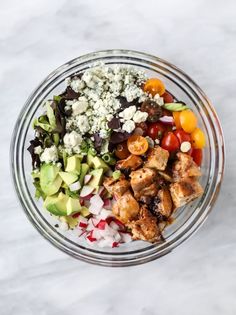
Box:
[28,62,205,248]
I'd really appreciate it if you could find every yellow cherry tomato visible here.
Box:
[191,128,206,149]
[127,135,149,155]
[143,78,165,96]
[173,112,181,129]
[179,110,197,133]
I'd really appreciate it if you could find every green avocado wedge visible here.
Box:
[44,192,68,216]
[59,171,78,186]
[40,163,62,196]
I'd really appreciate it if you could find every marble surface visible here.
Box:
[0,0,235,314]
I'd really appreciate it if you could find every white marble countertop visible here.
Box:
[0,0,235,314]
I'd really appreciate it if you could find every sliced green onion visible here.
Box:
[163,103,188,111]
[112,170,121,180]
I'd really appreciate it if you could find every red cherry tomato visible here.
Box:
[147,122,166,140]
[162,91,174,103]
[174,129,191,143]
[161,132,180,152]
[191,149,203,166]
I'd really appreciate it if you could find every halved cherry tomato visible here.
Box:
[179,110,197,133]
[173,112,181,129]
[115,142,130,159]
[135,122,148,136]
[191,128,206,149]
[147,122,166,140]
[143,78,165,96]
[127,135,149,155]
[191,149,203,166]
[161,132,180,152]
[174,129,191,143]
[162,91,174,103]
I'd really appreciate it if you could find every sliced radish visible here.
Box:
[91,218,100,227]
[96,219,107,230]
[78,229,87,237]
[98,186,105,197]
[113,232,121,242]
[120,232,132,243]
[112,218,125,231]
[103,199,112,210]
[84,174,92,184]
[80,185,95,198]
[89,203,102,215]
[86,231,97,242]
[69,181,81,191]
[99,225,117,237]
[112,242,119,248]
[92,228,102,240]
[109,221,120,231]
[159,116,174,125]
[98,208,113,220]
[78,215,88,228]
[90,194,104,208]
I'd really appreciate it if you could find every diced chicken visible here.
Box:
[103,176,130,198]
[145,146,169,171]
[170,178,203,208]
[130,167,157,193]
[158,170,173,182]
[112,190,140,224]
[156,188,173,218]
[116,154,143,171]
[172,152,201,182]
[127,205,162,242]
[136,182,159,202]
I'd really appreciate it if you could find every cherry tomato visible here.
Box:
[173,112,181,129]
[162,91,174,103]
[191,128,206,149]
[174,129,191,143]
[143,78,165,96]
[161,132,180,152]
[141,100,162,122]
[135,122,148,136]
[115,142,130,160]
[127,135,149,155]
[191,149,203,166]
[147,122,166,140]
[179,110,197,133]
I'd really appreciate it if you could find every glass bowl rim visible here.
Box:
[10,49,225,266]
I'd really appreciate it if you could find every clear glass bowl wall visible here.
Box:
[11,50,224,266]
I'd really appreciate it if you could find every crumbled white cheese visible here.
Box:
[71,97,89,116]
[69,78,85,92]
[119,106,136,121]
[180,141,191,153]
[63,131,82,149]
[34,146,42,155]
[122,120,135,133]
[40,145,58,164]
[76,115,90,134]
[133,110,148,123]
[155,139,160,145]
[153,93,164,106]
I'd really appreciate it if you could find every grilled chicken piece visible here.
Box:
[127,205,162,242]
[135,183,158,202]
[145,146,169,171]
[156,188,173,218]
[170,178,203,208]
[130,167,157,193]
[103,176,130,198]
[116,154,143,172]
[112,190,140,224]
[158,170,173,182]
[172,152,201,182]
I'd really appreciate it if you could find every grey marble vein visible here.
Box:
[0,0,236,314]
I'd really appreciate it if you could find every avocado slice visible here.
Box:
[66,197,81,215]
[79,163,89,185]
[59,171,78,186]
[88,168,104,188]
[87,152,94,167]
[44,192,68,216]
[65,155,81,175]
[91,156,110,172]
[80,206,90,217]
[40,164,62,196]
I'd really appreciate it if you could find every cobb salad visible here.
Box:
[28,62,205,248]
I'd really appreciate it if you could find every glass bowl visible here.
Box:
[11,50,225,267]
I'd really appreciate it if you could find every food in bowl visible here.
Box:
[28,62,206,248]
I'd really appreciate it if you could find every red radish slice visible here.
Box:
[89,203,102,215]
[80,185,95,198]
[91,218,100,227]
[120,232,132,243]
[86,231,97,242]
[106,217,114,225]
[112,242,119,248]
[113,232,121,242]
[99,225,117,237]
[78,229,87,237]
[84,174,92,184]
[92,228,102,240]
[72,212,80,218]
[159,116,174,125]
[109,221,120,231]
[103,199,112,210]
[78,216,88,228]
[98,186,105,197]
[90,194,104,207]
[112,218,125,230]
[99,209,112,220]
[96,219,107,230]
